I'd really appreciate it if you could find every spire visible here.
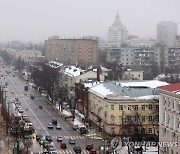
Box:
[115,11,120,25]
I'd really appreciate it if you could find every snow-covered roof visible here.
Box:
[121,80,168,88]
[89,80,168,101]
[48,61,63,68]
[64,66,84,77]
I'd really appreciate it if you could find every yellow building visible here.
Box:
[88,81,168,137]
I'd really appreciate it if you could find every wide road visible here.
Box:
[0,64,104,154]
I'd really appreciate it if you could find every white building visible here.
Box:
[157,21,177,47]
[109,12,128,47]
[158,83,180,154]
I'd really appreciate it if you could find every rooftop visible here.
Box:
[89,80,168,101]
[158,82,180,94]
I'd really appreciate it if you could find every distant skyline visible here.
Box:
[0,0,180,42]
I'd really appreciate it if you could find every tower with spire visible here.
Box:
[109,11,128,47]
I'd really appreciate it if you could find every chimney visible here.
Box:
[97,68,100,81]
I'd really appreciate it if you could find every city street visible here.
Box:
[0,64,104,154]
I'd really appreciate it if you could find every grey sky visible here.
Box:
[0,0,180,42]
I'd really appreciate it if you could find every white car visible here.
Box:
[56,124,61,129]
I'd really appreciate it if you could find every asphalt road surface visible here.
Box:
[0,64,104,154]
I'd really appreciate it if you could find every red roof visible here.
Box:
[158,82,180,93]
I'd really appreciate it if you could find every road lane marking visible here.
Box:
[23,98,49,135]
[36,99,71,136]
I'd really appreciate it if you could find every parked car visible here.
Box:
[73,146,81,153]
[60,143,67,149]
[69,138,75,144]
[72,125,78,130]
[47,123,53,129]
[57,136,62,142]
[46,144,54,151]
[86,144,93,150]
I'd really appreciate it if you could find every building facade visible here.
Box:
[157,21,177,47]
[13,50,44,65]
[88,81,168,138]
[158,83,180,154]
[45,38,98,66]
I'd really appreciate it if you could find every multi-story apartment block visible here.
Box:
[13,50,45,65]
[109,12,128,47]
[88,80,168,137]
[45,38,98,66]
[158,83,180,154]
[157,21,177,47]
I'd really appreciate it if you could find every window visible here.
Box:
[119,116,122,124]
[134,105,138,110]
[141,105,145,110]
[111,116,115,124]
[142,128,146,134]
[127,116,131,123]
[149,116,153,122]
[111,105,114,110]
[149,128,152,134]
[155,105,159,111]
[128,105,131,110]
[149,104,152,110]
[142,116,145,122]
[119,105,123,110]
[134,116,138,122]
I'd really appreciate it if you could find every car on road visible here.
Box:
[73,146,81,153]
[39,105,43,109]
[56,124,61,129]
[72,125,78,130]
[36,133,43,141]
[60,143,67,149]
[47,123,53,129]
[46,144,54,151]
[30,95,35,99]
[86,144,93,150]
[89,149,97,154]
[69,138,76,144]
[18,108,24,113]
[42,141,50,148]
[46,135,53,142]
[52,119,57,125]
[48,148,58,154]
[57,136,62,142]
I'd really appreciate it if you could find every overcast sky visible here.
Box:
[0,0,180,42]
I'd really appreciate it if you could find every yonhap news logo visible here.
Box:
[111,139,178,149]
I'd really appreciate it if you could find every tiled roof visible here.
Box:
[158,83,180,94]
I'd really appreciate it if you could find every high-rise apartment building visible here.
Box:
[157,21,177,47]
[45,38,98,66]
[158,83,180,154]
[109,12,128,47]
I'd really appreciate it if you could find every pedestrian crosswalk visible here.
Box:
[31,149,90,154]
[43,135,85,139]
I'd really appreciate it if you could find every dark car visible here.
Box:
[73,146,81,153]
[42,141,50,148]
[46,135,53,142]
[86,144,93,150]
[90,149,97,154]
[30,95,35,99]
[36,133,43,141]
[46,144,54,151]
[69,138,76,144]
[52,119,57,125]
[60,143,67,149]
